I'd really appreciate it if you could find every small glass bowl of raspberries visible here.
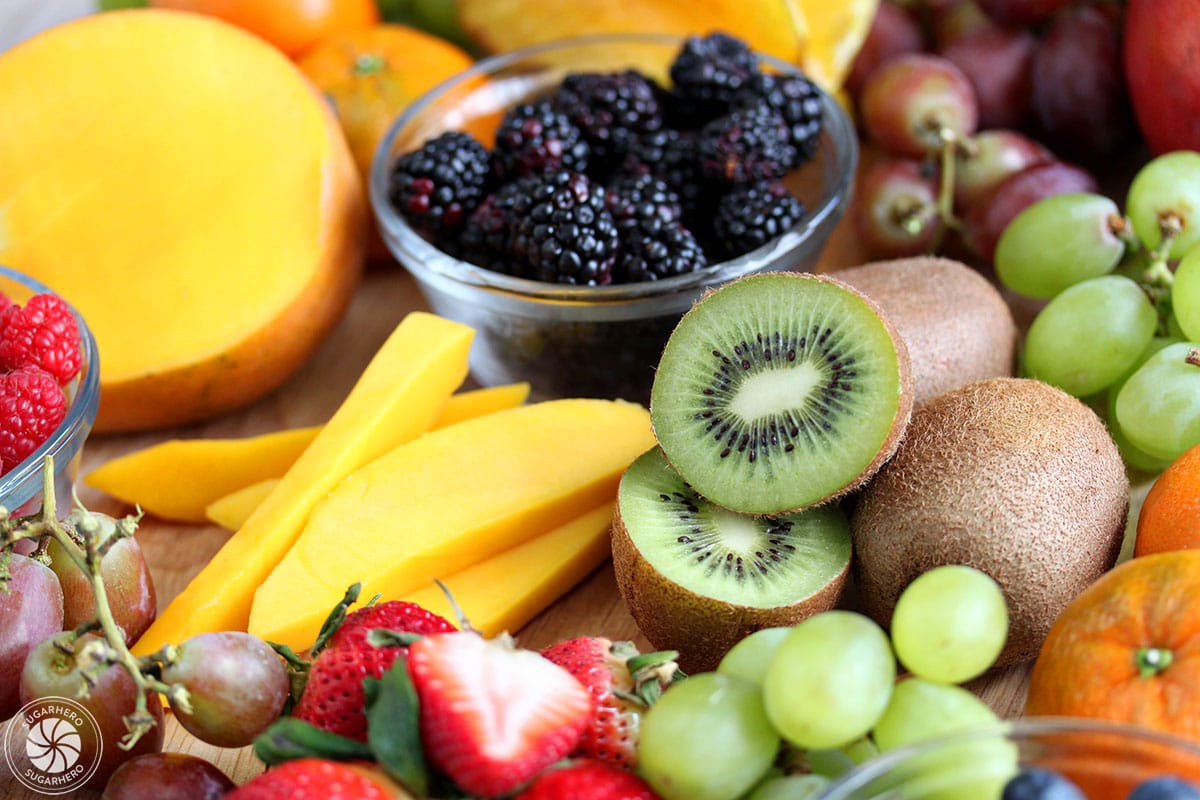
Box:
[821,717,1200,800]
[370,33,856,404]
[0,265,99,518]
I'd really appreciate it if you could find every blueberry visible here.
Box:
[1128,776,1200,800]
[1002,768,1086,800]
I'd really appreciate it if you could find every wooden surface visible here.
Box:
[0,4,1037,798]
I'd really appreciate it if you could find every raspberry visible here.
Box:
[0,294,83,384]
[0,366,68,472]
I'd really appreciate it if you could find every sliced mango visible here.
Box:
[205,479,279,531]
[133,312,473,656]
[404,504,614,637]
[89,383,529,524]
[249,399,654,649]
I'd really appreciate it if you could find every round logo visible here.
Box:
[3,697,101,795]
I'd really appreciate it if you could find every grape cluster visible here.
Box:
[633,565,1014,800]
[848,0,1131,264]
[997,151,1200,474]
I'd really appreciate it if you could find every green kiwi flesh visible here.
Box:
[650,272,913,515]
[612,447,852,672]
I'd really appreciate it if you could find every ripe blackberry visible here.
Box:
[616,219,708,282]
[605,171,683,227]
[733,73,824,162]
[713,180,806,258]
[551,70,664,166]
[510,170,620,286]
[389,131,490,240]
[491,100,589,180]
[458,174,542,273]
[622,129,711,220]
[668,32,760,122]
[698,102,798,185]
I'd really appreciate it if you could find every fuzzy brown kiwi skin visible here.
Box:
[651,272,917,516]
[833,257,1019,407]
[611,505,849,674]
[849,377,1129,666]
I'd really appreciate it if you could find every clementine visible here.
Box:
[1135,442,1200,556]
[149,0,379,58]
[1026,550,1200,747]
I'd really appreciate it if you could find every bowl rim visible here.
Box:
[369,32,858,303]
[819,716,1200,797]
[0,264,100,507]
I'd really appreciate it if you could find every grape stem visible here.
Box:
[1187,348,1200,368]
[1143,212,1182,289]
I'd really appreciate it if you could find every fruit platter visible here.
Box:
[4,1,1200,799]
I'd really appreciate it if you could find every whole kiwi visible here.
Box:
[850,377,1128,666]
[833,257,1018,406]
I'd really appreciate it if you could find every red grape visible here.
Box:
[160,631,288,748]
[48,528,156,647]
[940,26,1036,130]
[975,0,1073,25]
[846,1,926,99]
[102,752,234,800]
[0,555,64,721]
[931,0,995,50]
[853,158,945,258]
[954,129,1052,210]
[1031,3,1133,159]
[20,633,165,790]
[860,53,979,157]
[964,160,1098,262]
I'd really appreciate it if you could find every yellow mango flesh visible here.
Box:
[0,10,365,431]
[404,504,614,637]
[90,383,529,524]
[249,399,654,649]
[133,312,473,656]
[204,479,279,531]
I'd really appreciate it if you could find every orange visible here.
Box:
[1135,442,1200,556]
[149,0,379,58]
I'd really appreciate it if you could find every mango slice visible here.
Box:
[133,312,473,656]
[0,10,366,431]
[205,479,279,532]
[249,399,654,649]
[89,383,529,524]
[404,504,615,637]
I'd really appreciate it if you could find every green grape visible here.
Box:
[1105,336,1182,475]
[717,627,791,686]
[1126,151,1200,258]
[871,679,1017,800]
[745,774,830,800]
[1114,341,1200,461]
[994,193,1125,299]
[638,672,780,800]
[762,610,896,750]
[1023,275,1158,397]
[890,565,1008,685]
[805,737,879,778]
[1173,246,1200,341]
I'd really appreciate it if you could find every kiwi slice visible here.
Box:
[612,447,852,673]
[650,272,913,515]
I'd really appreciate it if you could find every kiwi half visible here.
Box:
[649,272,913,515]
[612,447,852,672]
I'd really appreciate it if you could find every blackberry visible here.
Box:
[698,102,798,185]
[388,131,490,240]
[491,100,589,180]
[713,180,806,258]
[622,129,711,220]
[616,219,708,282]
[605,171,683,227]
[733,72,824,162]
[551,70,664,166]
[458,174,543,273]
[510,170,620,285]
[668,32,760,122]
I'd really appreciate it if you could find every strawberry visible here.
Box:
[407,631,593,798]
[515,759,662,800]
[224,758,405,800]
[540,637,681,768]
[0,293,82,384]
[292,600,456,741]
[0,365,68,471]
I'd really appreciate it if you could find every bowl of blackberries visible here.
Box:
[371,32,857,403]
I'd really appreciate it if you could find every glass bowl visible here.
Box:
[0,265,99,518]
[819,717,1200,800]
[370,33,858,403]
